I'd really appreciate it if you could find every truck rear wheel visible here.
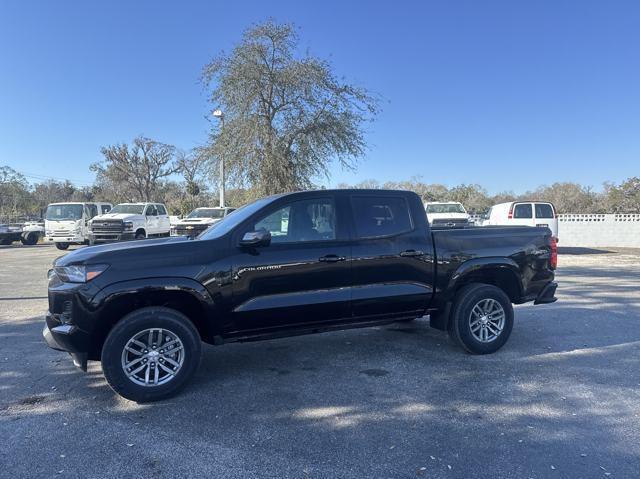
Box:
[449,283,513,354]
[55,242,70,250]
[21,232,39,245]
[101,307,202,402]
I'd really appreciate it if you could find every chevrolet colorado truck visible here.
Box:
[43,189,558,402]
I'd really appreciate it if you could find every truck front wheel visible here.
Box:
[55,242,70,250]
[101,307,202,402]
[449,283,513,354]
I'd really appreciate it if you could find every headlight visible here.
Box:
[45,230,53,235]
[124,221,134,231]
[54,264,109,283]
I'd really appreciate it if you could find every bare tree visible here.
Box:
[92,136,179,202]
[176,149,210,210]
[201,20,380,196]
[0,166,33,219]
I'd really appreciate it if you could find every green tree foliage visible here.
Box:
[201,20,380,196]
[602,177,640,213]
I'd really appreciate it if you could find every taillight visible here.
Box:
[549,236,558,269]
[508,204,514,219]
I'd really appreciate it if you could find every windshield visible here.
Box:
[109,204,145,215]
[198,197,276,240]
[187,208,226,219]
[46,204,83,221]
[426,203,467,214]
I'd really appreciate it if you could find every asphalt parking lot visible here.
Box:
[1,244,639,478]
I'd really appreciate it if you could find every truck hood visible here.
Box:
[55,236,191,266]
[175,218,222,225]
[92,213,144,222]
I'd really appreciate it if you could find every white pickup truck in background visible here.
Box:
[45,202,112,250]
[424,201,471,227]
[88,203,170,244]
[171,206,236,238]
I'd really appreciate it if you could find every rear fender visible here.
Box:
[445,257,523,303]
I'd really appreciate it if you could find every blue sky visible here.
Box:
[1,0,638,193]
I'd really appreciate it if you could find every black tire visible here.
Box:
[0,238,12,245]
[449,283,513,354]
[135,232,146,240]
[55,242,70,250]
[21,232,39,245]
[101,307,201,402]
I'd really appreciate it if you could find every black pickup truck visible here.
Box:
[44,189,557,402]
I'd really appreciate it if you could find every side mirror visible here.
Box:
[239,229,271,247]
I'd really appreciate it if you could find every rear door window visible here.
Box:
[534,203,554,219]
[156,205,167,216]
[513,203,533,219]
[351,196,413,238]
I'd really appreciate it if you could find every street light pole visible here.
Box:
[212,109,225,208]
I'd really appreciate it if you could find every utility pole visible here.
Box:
[212,109,225,207]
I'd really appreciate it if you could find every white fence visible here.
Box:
[466,213,640,248]
[557,214,640,248]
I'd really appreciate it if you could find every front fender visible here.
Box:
[90,277,214,310]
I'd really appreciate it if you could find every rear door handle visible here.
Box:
[399,250,425,257]
[319,254,346,263]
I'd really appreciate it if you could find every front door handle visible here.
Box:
[399,250,425,257]
[319,254,346,263]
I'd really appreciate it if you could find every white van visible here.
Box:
[483,201,558,239]
[45,202,112,250]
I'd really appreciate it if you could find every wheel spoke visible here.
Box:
[125,346,143,356]
[154,363,159,384]
[128,362,147,376]
[158,362,175,375]
[486,323,499,336]
[144,364,150,384]
[125,357,144,369]
[131,339,147,349]
[162,355,180,368]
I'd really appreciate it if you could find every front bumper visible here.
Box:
[45,235,83,244]
[89,232,135,243]
[43,321,88,370]
[534,281,558,305]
